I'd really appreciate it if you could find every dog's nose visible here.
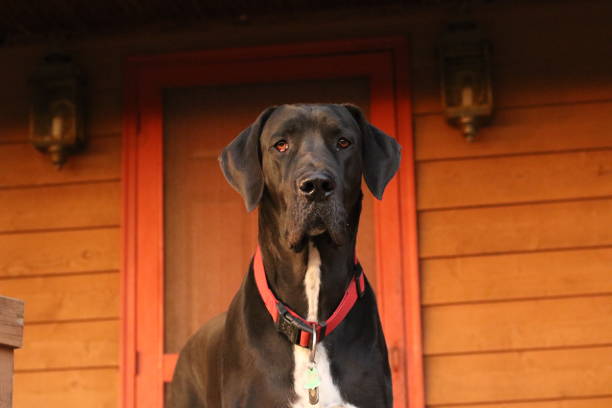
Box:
[298,174,336,201]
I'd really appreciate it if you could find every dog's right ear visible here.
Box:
[218,106,276,212]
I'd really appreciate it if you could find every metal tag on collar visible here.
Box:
[276,302,313,345]
[275,303,300,344]
[307,323,320,405]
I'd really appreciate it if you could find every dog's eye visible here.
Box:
[337,137,352,149]
[274,140,289,152]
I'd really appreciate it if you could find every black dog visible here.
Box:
[168,104,401,408]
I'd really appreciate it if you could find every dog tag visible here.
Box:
[306,324,320,404]
[304,364,321,405]
[308,387,319,405]
[304,365,321,389]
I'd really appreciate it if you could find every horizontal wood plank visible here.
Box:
[1,272,118,322]
[0,228,119,278]
[14,320,118,371]
[0,182,120,233]
[415,102,612,161]
[13,368,117,408]
[426,346,612,406]
[419,199,612,258]
[431,396,612,408]
[417,150,612,210]
[424,296,612,355]
[0,137,120,188]
[422,248,612,304]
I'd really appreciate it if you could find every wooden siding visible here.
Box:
[412,3,612,407]
[0,132,121,407]
[0,0,610,407]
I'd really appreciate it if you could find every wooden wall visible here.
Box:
[412,3,612,407]
[0,0,610,407]
[1,28,122,407]
[0,102,121,405]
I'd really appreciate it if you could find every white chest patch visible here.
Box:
[290,244,358,408]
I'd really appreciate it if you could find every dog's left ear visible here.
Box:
[218,106,276,212]
[342,104,401,200]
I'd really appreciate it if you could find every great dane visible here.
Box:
[168,103,401,408]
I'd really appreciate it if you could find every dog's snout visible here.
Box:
[298,174,336,201]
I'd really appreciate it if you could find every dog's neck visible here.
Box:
[257,193,362,321]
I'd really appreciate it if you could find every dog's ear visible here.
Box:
[218,106,276,212]
[343,104,401,200]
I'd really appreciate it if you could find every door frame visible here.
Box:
[122,37,423,408]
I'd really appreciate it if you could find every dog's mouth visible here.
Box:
[285,199,347,251]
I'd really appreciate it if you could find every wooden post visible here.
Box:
[0,296,24,408]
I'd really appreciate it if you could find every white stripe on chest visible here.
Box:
[290,243,357,408]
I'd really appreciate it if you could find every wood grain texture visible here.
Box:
[431,396,612,408]
[0,296,24,349]
[422,248,612,305]
[424,295,612,355]
[0,348,14,408]
[13,368,117,408]
[0,228,119,278]
[1,272,118,322]
[0,137,120,188]
[419,199,612,258]
[415,102,612,161]
[417,150,612,210]
[0,182,120,233]
[426,346,612,406]
[14,320,118,371]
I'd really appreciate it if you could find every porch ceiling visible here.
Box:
[0,0,496,42]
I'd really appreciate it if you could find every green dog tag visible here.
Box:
[304,365,321,389]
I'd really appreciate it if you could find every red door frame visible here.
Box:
[122,37,423,408]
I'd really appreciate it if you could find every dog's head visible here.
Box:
[219,104,401,251]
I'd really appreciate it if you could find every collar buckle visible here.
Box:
[276,302,314,345]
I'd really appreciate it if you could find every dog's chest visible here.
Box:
[290,245,357,408]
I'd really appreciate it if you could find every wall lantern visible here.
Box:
[439,22,493,141]
[29,54,86,168]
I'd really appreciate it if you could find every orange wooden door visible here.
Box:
[123,38,423,408]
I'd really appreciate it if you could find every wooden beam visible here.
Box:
[0,296,24,349]
[0,296,23,408]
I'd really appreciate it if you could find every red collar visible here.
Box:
[253,246,366,348]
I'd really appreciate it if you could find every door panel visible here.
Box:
[163,78,377,354]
